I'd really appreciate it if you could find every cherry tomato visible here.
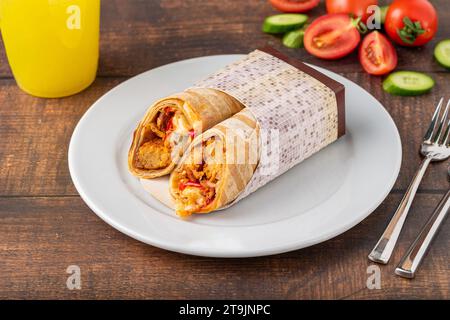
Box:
[304,14,361,60]
[326,0,378,23]
[269,0,320,13]
[385,0,437,47]
[359,31,397,75]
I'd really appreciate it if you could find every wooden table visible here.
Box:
[0,0,448,299]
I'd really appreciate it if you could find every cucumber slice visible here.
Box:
[282,29,304,48]
[434,39,450,70]
[383,71,435,96]
[262,14,308,34]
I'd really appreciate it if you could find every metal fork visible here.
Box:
[369,98,450,264]
[395,165,450,278]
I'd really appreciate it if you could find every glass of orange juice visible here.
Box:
[0,0,100,98]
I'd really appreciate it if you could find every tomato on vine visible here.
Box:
[385,0,437,46]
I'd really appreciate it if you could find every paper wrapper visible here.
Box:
[189,47,345,206]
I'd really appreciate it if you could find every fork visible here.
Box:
[395,166,450,278]
[369,98,450,264]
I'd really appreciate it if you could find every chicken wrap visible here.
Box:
[128,88,244,179]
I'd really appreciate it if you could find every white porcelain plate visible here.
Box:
[68,55,402,258]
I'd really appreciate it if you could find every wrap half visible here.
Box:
[170,109,259,216]
[128,88,244,178]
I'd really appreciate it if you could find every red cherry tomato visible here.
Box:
[269,0,320,13]
[385,0,437,47]
[326,0,378,23]
[304,14,361,60]
[359,31,398,75]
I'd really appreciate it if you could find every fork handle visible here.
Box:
[395,189,450,278]
[368,156,432,264]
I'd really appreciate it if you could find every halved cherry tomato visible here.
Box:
[385,0,437,47]
[326,0,378,23]
[304,14,361,60]
[269,0,320,13]
[359,31,397,75]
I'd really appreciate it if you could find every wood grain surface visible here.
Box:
[0,0,449,299]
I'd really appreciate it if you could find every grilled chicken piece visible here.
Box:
[136,109,192,171]
[136,140,171,169]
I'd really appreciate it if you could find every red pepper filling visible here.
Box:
[176,137,222,212]
[163,107,176,133]
[179,181,203,191]
[178,172,216,210]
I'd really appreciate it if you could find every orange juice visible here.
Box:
[0,0,100,98]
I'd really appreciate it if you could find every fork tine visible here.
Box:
[424,97,444,142]
[433,98,450,143]
[441,119,450,146]
[441,100,450,145]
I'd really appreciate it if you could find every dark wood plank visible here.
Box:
[0,194,448,299]
[0,78,124,197]
[0,0,448,78]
